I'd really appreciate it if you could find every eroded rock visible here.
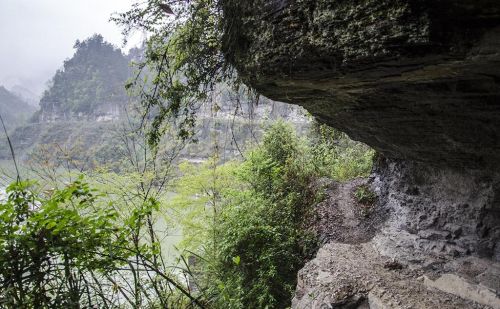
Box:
[220,0,500,307]
[424,274,500,309]
[372,158,500,262]
[292,241,499,308]
[296,175,500,308]
[222,0,500,168]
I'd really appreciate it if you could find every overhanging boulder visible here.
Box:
[222,0,500,168]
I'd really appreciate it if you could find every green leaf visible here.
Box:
[46,221,57,229]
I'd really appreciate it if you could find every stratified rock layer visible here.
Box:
[222,0,500,168]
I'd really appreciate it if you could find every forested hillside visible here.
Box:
[1,33,310,167]
[37,34,130,121]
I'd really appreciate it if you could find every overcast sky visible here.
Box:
[0,0,140,97]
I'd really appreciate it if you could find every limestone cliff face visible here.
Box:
[221,1,500,307]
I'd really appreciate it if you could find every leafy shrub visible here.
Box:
[210,126,317,308]
[0,178,200,308]
[0,179,129,308]
[354,184,377,205]
[172,122,318,308]
[309,123,374,181]
[171,121,376,308]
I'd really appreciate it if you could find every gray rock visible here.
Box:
[292,241,496,308]
[372,158,500,262]
[293,177,500,308]
[222,0,500,168]
[424,274,500,309]
[220,1,500,307]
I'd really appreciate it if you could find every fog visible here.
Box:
[0,0,139,98]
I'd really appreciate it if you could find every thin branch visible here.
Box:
[0,113,20,182]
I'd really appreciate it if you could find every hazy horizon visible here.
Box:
[0,0,140,99]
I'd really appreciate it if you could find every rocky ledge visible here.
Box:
[297,169,500,308]
[293,241,499,308]
[290,151,500,309]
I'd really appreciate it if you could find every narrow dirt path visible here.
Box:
[309,178,386,244]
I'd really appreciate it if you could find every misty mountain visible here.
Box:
[0,86,36,131]
[38,34,130,121]
[1,33,310,167]
[10,85,39,107]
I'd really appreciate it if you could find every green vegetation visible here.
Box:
[114,0,236,145]
[0,121,125,168]
[0,1,377,307]
[0,152,201,308]
[0,178,205,308]
[170,122,373,308]
[0,120,374,308]
[0,179,127,308]
[309,123,374,181]
[354,184,377,205]
[39,34,129,117]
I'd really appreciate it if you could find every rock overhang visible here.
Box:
[221,0,500,169]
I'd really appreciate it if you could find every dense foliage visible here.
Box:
[0,1,377,307]
[0,179,128,308]
[39,34,130,117]
[0,118,373,308]
[309,123,374,181]
[0,177,205,308]
[0,105,204,308]
[172,122,374,308]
